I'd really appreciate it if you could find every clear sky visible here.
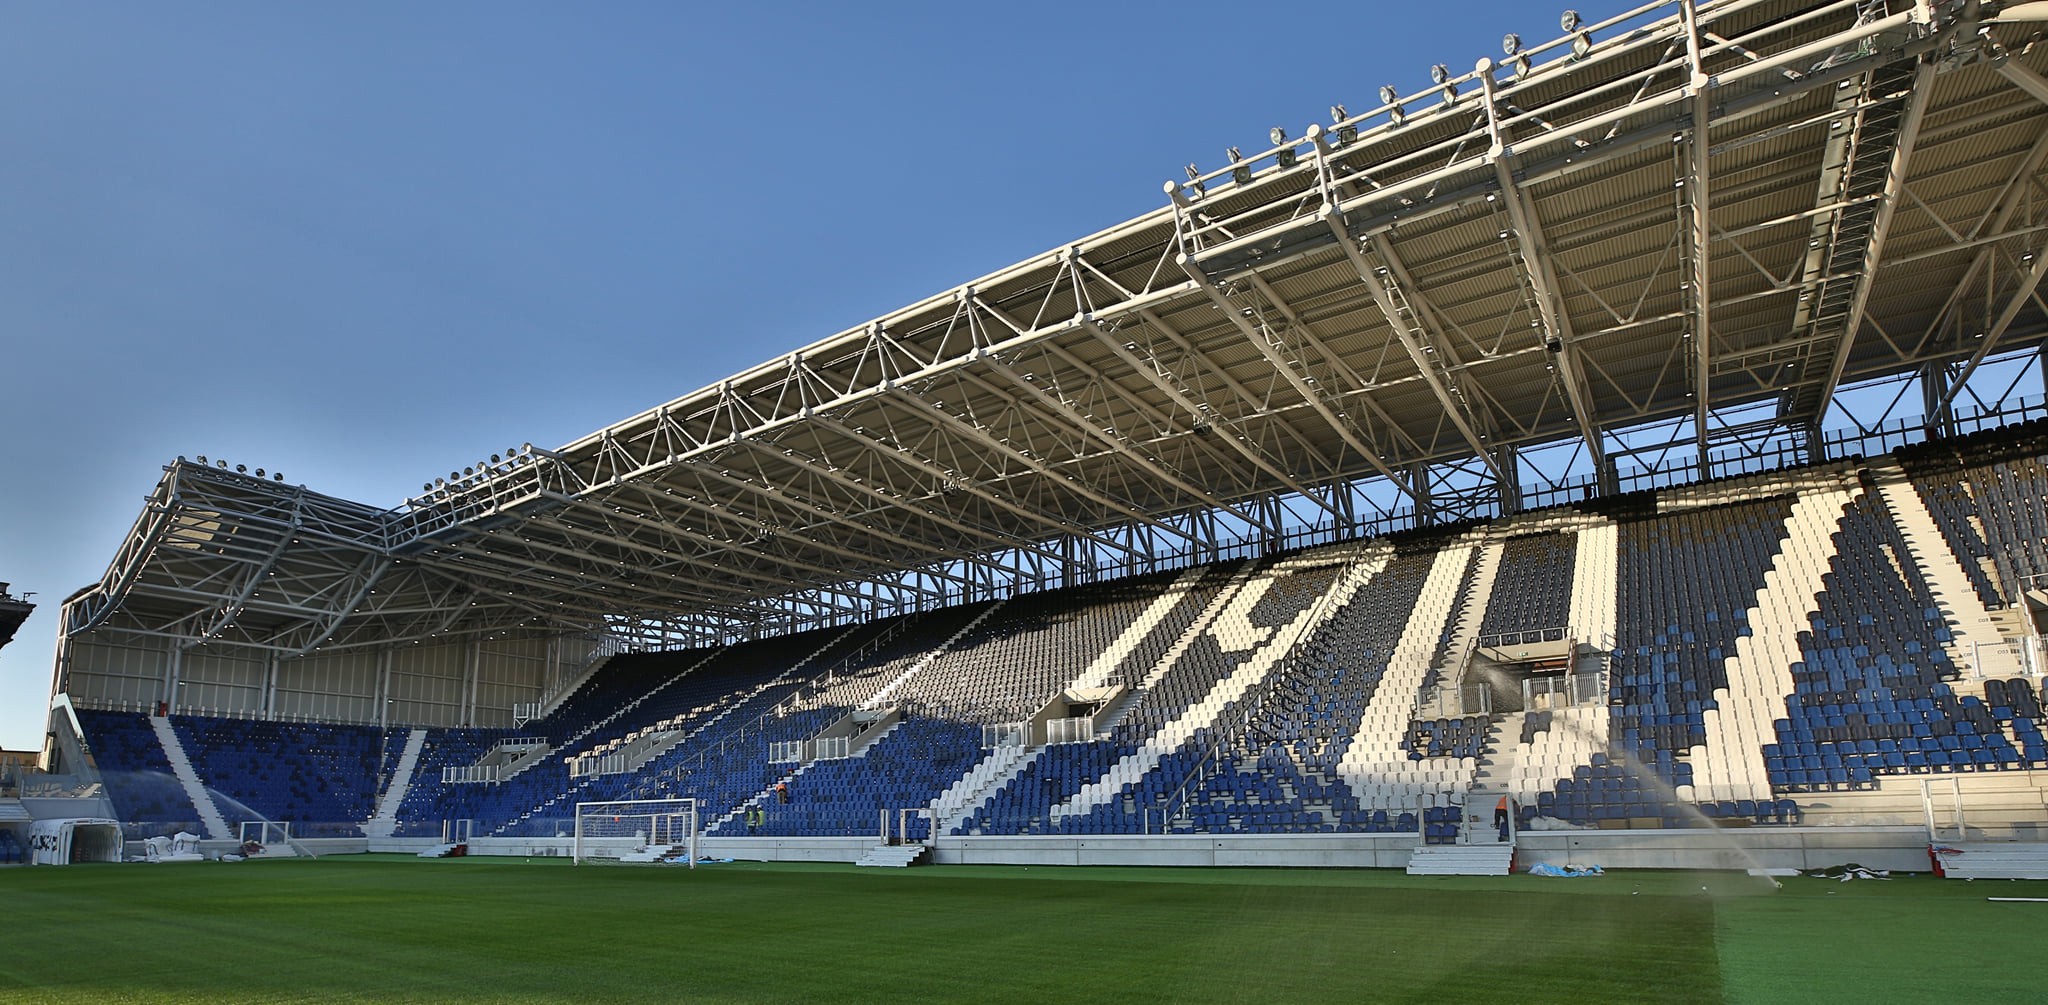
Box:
[0,1,1630,749]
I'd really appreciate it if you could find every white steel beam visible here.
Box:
[1808,55,1939,427]
[1179,253,1430,496]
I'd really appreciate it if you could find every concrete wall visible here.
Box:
[1513,826,1932,873]
[430,827,1937,873]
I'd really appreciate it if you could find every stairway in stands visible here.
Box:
[1692,474,1857,804]
[931,743,1034,835]
[1066,567,1208,691]
[150,716,231,839]
[1870,461,2025,680]
[365,729,427,838]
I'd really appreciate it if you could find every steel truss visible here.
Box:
[61,0,2048,663]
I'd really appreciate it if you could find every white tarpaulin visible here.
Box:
[144,831,204,863]
[28,818,122,866]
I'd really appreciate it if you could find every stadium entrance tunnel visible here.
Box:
[28,818,122,865]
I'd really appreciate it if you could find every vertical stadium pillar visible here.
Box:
[160,646,183,716]
[1798,414,1826,466]
[1596,430,1619,498]
[1412,463,1433,526]
[1921,360,1957,440]
[1497,444,1523,516]
[376,649,394,728]
[461,641,480,728]
[262,656,280,719]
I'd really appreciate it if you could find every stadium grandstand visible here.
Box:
[23,0,2048,877]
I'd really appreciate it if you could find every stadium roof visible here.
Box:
[64,0,2048,652]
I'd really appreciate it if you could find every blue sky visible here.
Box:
[0,2,1637,748]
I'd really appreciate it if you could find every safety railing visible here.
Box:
[981,722,1027,748]
[1044,717,1093,745]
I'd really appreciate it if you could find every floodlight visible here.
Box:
[196,455,207,464]
[1561,9,1581,32]
[1269,126,1288,146]
[1572,30,1592,59]
[236,464,246,473]
[1378,84,1398,105]
[1513,54,1532,78]
[1329,103,1347,123]
[1503,33,1521,55]
[490,453,501,463]
[1430,63,1450,85]
[273,473,284,482]
[216,460,228,469]
[1228,147,1250,185]
[254,468,264,478]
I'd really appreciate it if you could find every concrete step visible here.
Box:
[855,843,930,868]
[618,843,688,864]
[1936,842,2048,880]
[1406,842,1514,876]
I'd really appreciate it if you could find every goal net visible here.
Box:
[235,819,315,859]
[572,798,699,867]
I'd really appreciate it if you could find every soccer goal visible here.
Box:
[236,819,315,859]
[572,798,699,867]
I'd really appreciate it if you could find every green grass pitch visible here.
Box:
[2,855,2040,1003]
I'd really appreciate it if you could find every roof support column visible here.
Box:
[1921,360,1957,440]
[807,412,1130,557]
[1806,55,1939,428]
[966,352,1276,537]
[1319,219,1506,482]
[1475,59,1609,480]
[883,385,1207,555]
[1680,0,1715,478]
[1935,232,2048,413]
[1077,315,1345,523]
[1178,253,1427,498]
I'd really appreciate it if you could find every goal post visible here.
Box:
[235,819,316,859]
[572,798,699,867]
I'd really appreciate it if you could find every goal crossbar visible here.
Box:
[572,798,699,867]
